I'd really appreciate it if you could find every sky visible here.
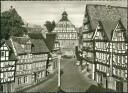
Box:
[1,1,127,28]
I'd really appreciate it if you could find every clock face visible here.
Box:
[0,61,15,84]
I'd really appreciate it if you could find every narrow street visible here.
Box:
[23,57,97,92]
[61,58,97,92]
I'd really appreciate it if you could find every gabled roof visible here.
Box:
[6,40,17,60]
[0,39,10,50]
[28,33,45,39]
[11,36,30,44]
[28,33,49,53]
[92,21,109,40]
[86,4,127,40]
[112,20,128,41]
[53,20,77,33]
[0,39,17,60]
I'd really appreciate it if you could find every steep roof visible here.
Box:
[60,11,69,21]
[86,4,127,40]
[28,33,49,53]
[28,33,45,39]
[6,40,17,60]
[112,20,128,41]
[53,11,77,33]
[11,36,30,55]
[0,39,17,60]
[11,36,30,44]
[53,20,77,33]
[62,11,68,16]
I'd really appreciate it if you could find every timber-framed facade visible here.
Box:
[78,4,127,92]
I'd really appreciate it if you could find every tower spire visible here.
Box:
[60,11,68,21]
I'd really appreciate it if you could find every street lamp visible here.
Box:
[58,54,61,90]
[57,51,65,93]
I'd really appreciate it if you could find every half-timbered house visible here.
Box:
[81,9,95,80]
[79,4,127,92]
[10,35,33,91]
[28,33,49,83]
[53,11,78,56]
[110,20,127,92]
[92,21,110,88]
[0,40,17,92]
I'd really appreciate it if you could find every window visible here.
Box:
[125,70,127,78]
[101,53,103,61]
[23,76,28,83]
[113,67,115,75]
[115,55,118,63]
[24,76,28,83]
[26,64,28,69]
[16,65,19,71]
[119,69,121,76]
[19,65,23,70]
[115,69,118,75]
[118,56,122,64]
[117,32,122,37]
[118,43,122,50]
[1,51,5,57]
[121,70,125,77]
[18,77,22,85]
[20,59,23,63]
[122,43,126,50]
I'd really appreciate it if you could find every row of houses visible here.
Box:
[76,4,127,92]
[0,9,78,92]
[0,31,60,92]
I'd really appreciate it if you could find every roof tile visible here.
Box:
[86,4,127,40]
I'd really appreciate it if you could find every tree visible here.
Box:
[51,20,56,31]
[44,20,56,32]
[1,6,27,40]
